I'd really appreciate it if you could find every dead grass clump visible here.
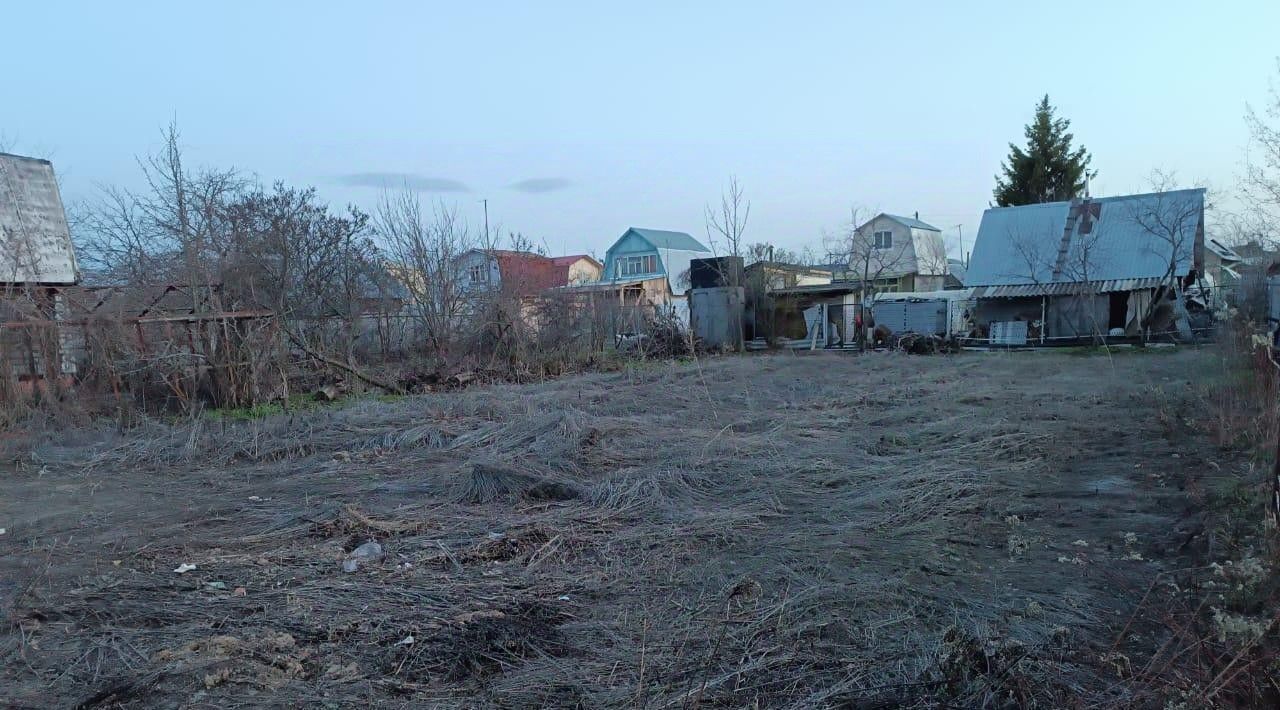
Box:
[338,505,436,536]
[152,631,308,692]
[389,601,571,681]
[928,626,1080,708]
[462,526,554,564]
[588,468,715,515]
[364,423,453,451]
[453,461,581,504]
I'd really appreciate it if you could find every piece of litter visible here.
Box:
[205,581,227,590]
[396,635,415,646]
[248,496,261,501]
[557,595,571,601]
[174,563,197,574]
[342,541,385,573]
[1171,453,1180,458]
[1072,539,1089,547]
[233,587,247,597]
[0,527,6,535]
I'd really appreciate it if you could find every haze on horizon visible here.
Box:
[4,0,1277,260]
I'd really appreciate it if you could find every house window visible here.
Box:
[873,231,893,249]
[874,277,900,293]
[469,264,488,284]
[616,254,657,277]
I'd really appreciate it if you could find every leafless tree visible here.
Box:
[1244,59,1280,242]
[78,121,246,290]
[73,123,401,405]
[1130,171,1206,338]
[1003,203,1133,343]
[824,206,912,346]
[914,231,950,287]
[744,242,816,266]
[376,190,484,370]
[705,176,750,285]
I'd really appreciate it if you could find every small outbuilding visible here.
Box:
[964,189,1206,343]
[1,153,81,383]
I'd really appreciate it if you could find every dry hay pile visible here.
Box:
[2,350,1206,708]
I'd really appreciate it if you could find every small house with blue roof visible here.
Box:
[964,189,1206,341]
[579,227,711,307]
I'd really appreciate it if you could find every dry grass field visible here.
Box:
[0,348,1229,707]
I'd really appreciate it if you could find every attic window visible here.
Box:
[617,254,657,277]
[873,231,893,249]
[469,264,488,283]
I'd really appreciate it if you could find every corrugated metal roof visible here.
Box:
[772,282,862,295]
[628,228,709,252]
[882,213,942,232]
[969,277,1166,299]
[965,189,1204,288]
[0,153,79,284]
[551,254,601,268]
[493,251,566,296]
[1205,239,1241,262]
[873,288,975,302]
[559,278,647,292]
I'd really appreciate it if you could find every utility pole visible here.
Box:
[954,224,965,267]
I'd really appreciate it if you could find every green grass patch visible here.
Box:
[205,393,326,421]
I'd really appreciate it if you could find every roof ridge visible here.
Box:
[983,187,1207,213]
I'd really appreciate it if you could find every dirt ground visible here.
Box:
[0,348,1217,708]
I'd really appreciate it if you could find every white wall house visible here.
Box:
[846,213,949,292]
[1,153,79,286]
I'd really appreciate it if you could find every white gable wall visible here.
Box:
[0,154,79,284]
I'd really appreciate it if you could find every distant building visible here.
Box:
[457,249,577,298]
[741,261,832,342]
[573,227,711,312]
[945,259,967,289]
[1203,238,1242,294]
[1,153,79,287]
[744,261,832,291]
[818,213,950,292]
[964,189,1206,341]
[550,254,602,286]
[1,153,80,382]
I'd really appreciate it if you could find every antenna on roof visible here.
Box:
[1084,174,1090,199]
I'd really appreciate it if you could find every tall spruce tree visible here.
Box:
[993,95,1094,207]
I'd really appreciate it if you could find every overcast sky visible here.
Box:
[4,1,1278,260]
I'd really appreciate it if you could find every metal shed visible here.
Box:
[871,289,976,337]
[874,299,945,335]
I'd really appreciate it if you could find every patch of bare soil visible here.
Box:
[0,349,1217,707]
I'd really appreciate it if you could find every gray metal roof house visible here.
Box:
[964,189,1206,341]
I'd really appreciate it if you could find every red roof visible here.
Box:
[492,251,565,297]
[550,254,600,268]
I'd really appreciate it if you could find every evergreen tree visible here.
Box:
[993,95,1094,207]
